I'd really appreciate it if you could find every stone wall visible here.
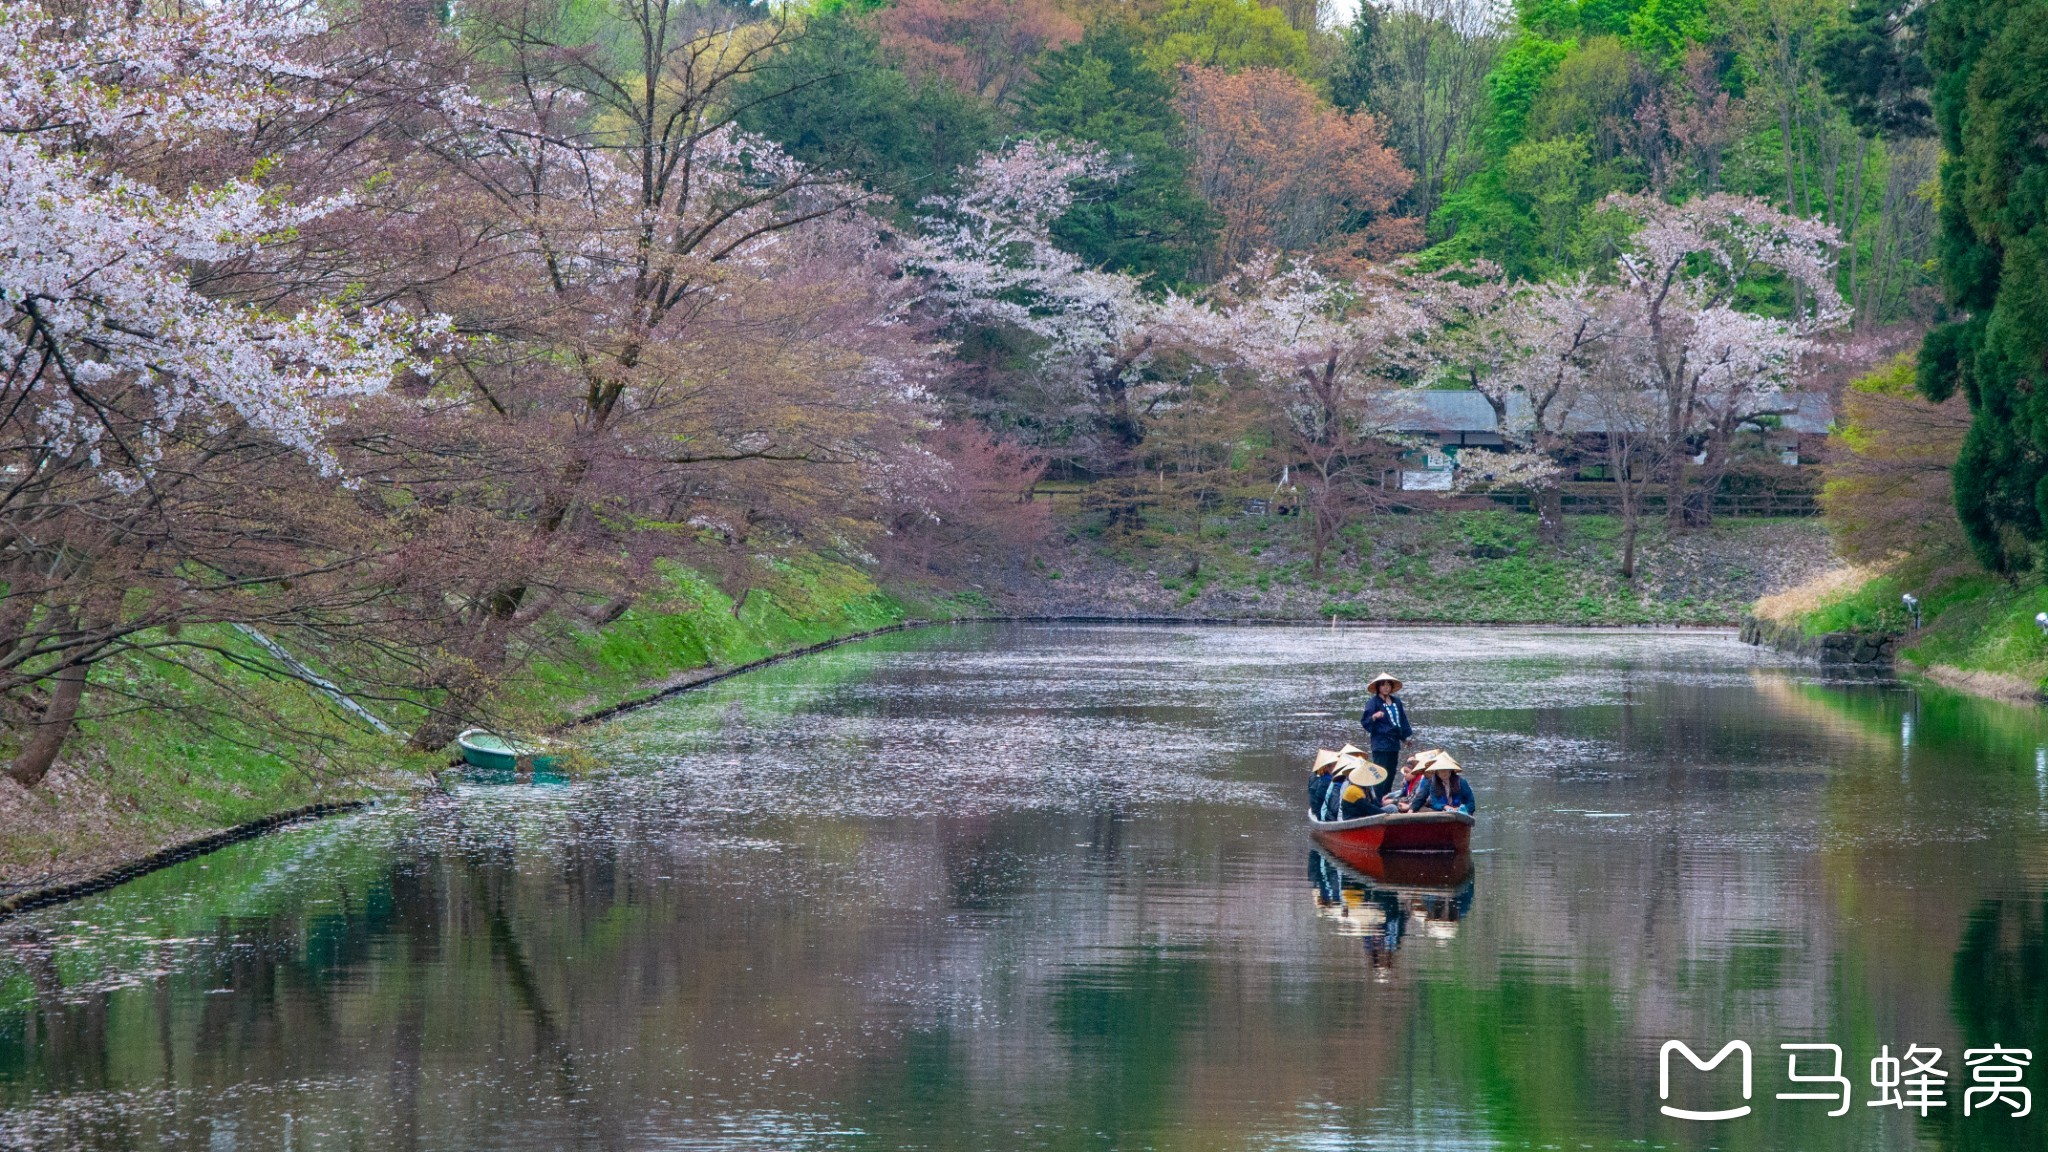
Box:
[1739,615,1896,666]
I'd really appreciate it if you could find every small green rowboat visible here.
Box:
[456,728,563,772]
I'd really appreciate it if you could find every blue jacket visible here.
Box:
[1308,771,1336,816]
[1360,694,1413,753]
[1412,775,1476,814]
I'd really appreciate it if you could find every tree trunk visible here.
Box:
[1620,514,1639,580]
[1665,454,1690,529]
[1310,499,1331,575]
[1536,486,1565,548]
[10,653,87,789]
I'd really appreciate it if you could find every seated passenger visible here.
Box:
[1334,758,1389,820]
[1381,750,1434,814]
[1411,753,1476,815]
[1307,749,1343,816]
[1317,753,1371,820]
[1336,743,1393,811]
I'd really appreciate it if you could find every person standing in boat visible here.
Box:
[1359,673,1414,809]
[1411,753,1476,815]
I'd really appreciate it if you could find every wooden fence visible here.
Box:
[1028,480,1820,518]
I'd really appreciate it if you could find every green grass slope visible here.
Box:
[2,558,957,885]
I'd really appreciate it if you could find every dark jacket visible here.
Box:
[1413,775,1476,814]
[1308,771,1336,816]
[1315,775,1343,821]
[1318,772,1379,821]
[1338,779,1384,821]
[1360,694,1413,754]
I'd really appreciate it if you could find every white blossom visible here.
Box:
[1,1,442,484]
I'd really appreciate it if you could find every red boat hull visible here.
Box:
[1310,811,1473,855]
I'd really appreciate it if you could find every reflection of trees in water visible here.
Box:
[1050,952,1210,1141]
[1934,894,2047,1151]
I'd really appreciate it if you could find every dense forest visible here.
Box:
[0,0,2011,793]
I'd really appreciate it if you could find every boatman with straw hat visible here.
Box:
[1358,672,1414,811]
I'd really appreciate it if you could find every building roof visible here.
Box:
[1779,391,1834,435]
[1377,391,1529,434]
[1378,390,1833,436]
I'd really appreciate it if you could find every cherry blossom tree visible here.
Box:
[1430,194,1844,570]
[1209,257,1435,572]
[1429,270,1619,545]
[0,1,434,488]
[1605,192,1846,526]
[0,0,440,786]
[360,0,950,746]
[909,140,1211,475]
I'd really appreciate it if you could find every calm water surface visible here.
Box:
[4,623,2048,1151]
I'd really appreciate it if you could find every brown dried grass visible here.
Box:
[1750,565,1879,624]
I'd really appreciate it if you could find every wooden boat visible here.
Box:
[456,728,563,772]
[1309,809,1473,854]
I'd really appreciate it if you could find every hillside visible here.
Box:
[995,505,1836,625]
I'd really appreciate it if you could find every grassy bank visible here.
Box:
[1,558,958,887]
[1016,503,1835,625]
[1756,565,2048,698]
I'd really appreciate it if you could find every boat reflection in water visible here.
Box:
[1309,847,1475,973]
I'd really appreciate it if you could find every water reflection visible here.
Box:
[1,624,2047,1151]
[1309,849,1475,971]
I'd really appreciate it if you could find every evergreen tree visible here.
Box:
[1017,25,1219,287]
[731,10,995,203]
[1816,0,1934,138]
[1328,2,1385,114]
[1919,0,2048,572]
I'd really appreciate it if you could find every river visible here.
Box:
[3,623,2046,1150]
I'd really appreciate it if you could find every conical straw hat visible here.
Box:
[1365,672,1403,693]
[1313,749,1342,773]
[1343,759,1389,787]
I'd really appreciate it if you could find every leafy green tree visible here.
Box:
[1504,134,1591,267]
[1331,0,1504,223]
[1427,33,1650,275]
[1017,25,1218,287]
[1624,0,1714,65]
[1144,0,1313,75]
[1918,0,2048,572]
[731,10,995,203]
[1477,31,1574,154]
[1519,0,1640,40]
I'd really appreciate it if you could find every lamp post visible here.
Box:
[1902,593,1921,631]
